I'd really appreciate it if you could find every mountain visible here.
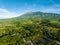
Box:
[15,11,60,18]
[0,11,60,45]
[11,11,60,21]
[0,11,60,22]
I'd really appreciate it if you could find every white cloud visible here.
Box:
[41,8,60,13]
[0,8,20,19]
[40,4,60,14]
[54,4,60,8]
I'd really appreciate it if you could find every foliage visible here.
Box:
[0,12,60,45]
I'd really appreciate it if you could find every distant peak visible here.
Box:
[26,11,33,14]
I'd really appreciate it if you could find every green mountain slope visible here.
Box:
[14,12,60,20]
[0,12,60,22]
[0,12,60,45]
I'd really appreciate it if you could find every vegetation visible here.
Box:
[0,12,60,45]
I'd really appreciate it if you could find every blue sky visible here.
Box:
[0,0,60,19]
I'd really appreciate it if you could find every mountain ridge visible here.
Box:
[0,11,60,22]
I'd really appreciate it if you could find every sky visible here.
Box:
[0,0,60,19]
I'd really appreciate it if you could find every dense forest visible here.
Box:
[0,12,60,45]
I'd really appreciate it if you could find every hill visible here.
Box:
[13,11,60,20]
[0,12,60,45]
[0,11,60,22]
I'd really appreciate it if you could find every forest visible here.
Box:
[0,12,60,45]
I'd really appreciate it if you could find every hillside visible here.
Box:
[0,12,60,45]
[0,12,60,22]
[13,12,60,20]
